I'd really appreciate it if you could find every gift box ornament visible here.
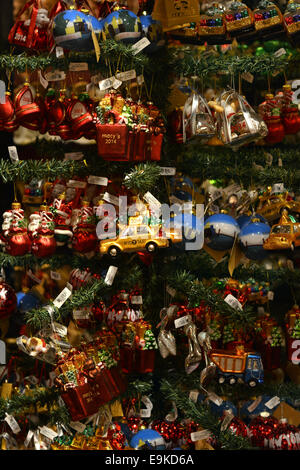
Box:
[198,5,227,43]
[96,110,129,161]
[216,89,268,149]
[152,0,201,32]
[253,0,283,35]
[284,1,300,42]
[224,1,254,37]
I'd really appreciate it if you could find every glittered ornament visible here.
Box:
[270,418,300,450]
[249,414,279,448]
[107,423,126,450]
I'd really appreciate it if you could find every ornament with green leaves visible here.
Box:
[143,329,158,350]
[208,319,222,341]
[291,319,300,339]
[98,349,117,368]
[121,105,134,128]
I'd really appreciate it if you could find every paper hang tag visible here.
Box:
[53,285,72,309]
[102,192,119,206]
[274,48,286,58]
[116,69,136,82]
[272,183,285,194]
[5,414,21,434]
[257,306,265,315]
[33,431,40,450]
[141,395,153,410]
[278,158,283,167]
[50,271,62,281]
[69,62,88,72]
[104,266,118,286]
[165,402,178,422]
[247,396,262,413]
[221,412,234,431]
[0,80,5,104]
[67,180,87,189]
[38,71,49,89]
[191,429,211,442]
[137,75,144,85]
[267,291,274,301]
[56,46,64,58]
[143,191,161,209]
[174,315,191,329]
[189,390,199,403]
[2,432,18,450]
[224,294,243,311]
[73,309,90,320]
[265,396,281,410]
[69,421,86,433]
[131,295,143,305]
[27,269,42,284]
[24,430,34,448]
[99,76,115,91]
[140,408,151,418]
[166,285,176,298]
[87,175,108,186]
[208,392,223,406]
[210,189,222,202]
[160,167,176,176]
[44,70,66,82]
[39,426,58,441]
[8,146,19,162]
[241,72,254,84]
[64,152,84,161]
[52,322,68,337]
[132,37,151,55]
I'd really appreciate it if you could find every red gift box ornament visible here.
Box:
[8,0,51,51]
[96,109,130,161]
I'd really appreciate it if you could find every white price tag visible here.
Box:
[160,167,176,176]
[52,322,68,337]
[104,266,118,286]
[50,271,62,281]
[56,46,64,58]
[67,180,87,189]
[27,270,42,284]
[221,412,234,431]
[116,69,136,82]
[69,62,88,72]
[24,430,34,448]
[241,72,254,83]
[39,426,58,441]
[137,75,144,85]
[132,37,151,55]
[208,392,223,406]
[131,295,143,305]
[143,191,161,208]
[99,76,115,91]
[64,152,84,161]
[189,390,199,403]
[224,294,243,311]
[272,183,285,194]
[8,146,19,162]
[274,48,286,57]
[24,375,39,385]
[166,285,176,297]
[210,189,222,202]
[267,291,274,301]
[45,70,66,82]
[265,396,280,410]
[88,175,109,186]
[0,80,5,104]
[53,285,72,309]
[69,421,86,433]
[33,431,40,450]
[141,395,153,410]
[5,414,21,434]
[38,71,49,89]
[191,430,211,442]
[113,77,122,90]
[140,408,151,418]
[278,158,283,167]
[257,306,265,315]
[247,396,262,413]
[103,192,119,206]
[174,315,190,328]
[73,309,90,320]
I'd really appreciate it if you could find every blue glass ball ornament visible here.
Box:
[204,214,240,251]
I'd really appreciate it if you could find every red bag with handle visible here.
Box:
[97,110,130,161]
[8,0,50,51]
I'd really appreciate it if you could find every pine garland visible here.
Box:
[123,162,161,194]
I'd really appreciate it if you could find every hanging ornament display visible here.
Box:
[14,82,41,131]
[253,1,284,38]
[239,216,270,260]
[216,89,268,149]
[182,92,216,143]
[283,1,300,44]
[224,1,254,38]
[204,213,240,251]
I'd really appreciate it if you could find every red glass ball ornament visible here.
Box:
[228,416,249,438]
[271,419,300,450]
[249,415,279,448]
[0,282,17,320]
[6,229,31,256]
[282,109,300,134]
[264,116,285,144]
[107,423,126,450]
[31,230,57,258]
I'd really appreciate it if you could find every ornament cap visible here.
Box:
[283,84,292,90]
[11,202,21,209]
[82,200,90,207]
[40,204,49,211]
[266,93,274,99]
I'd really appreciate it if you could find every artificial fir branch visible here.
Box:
[123,162,161,195]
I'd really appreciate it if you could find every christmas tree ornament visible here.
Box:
[71,200,98,254]
[14,82,41,131]
[0,282,17,321]
[152,0,200,32]
[263,209,300,251]
[182,92,216,143]
[198,4,227,44]
[139,15,164,53]
[183,319,202,374]
[45,88,67,136]
[253,0,284,38]
[270,418,300,449]
[204,213,240,251]
[31,205,57,258]
[51,192,73,247]
[134,322,157,373]
[66,92,95,139]
[100,9,143,44]
[249,413,279,448]
[239,216,270,260]
[52,8,102,51]
[284,1,300,44]
[0,92,15,126]
[5,203,31,256]
[280,84,300,135]
[130,428,166,450]
[0,205,15,251]
[8,0,51,51]
[216,88,268,149]
[96,109,130,161]
[224,1,254,39]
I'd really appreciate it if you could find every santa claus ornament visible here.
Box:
[5,202,31,256]
[71,200,98,255]
[31,204,57,258]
